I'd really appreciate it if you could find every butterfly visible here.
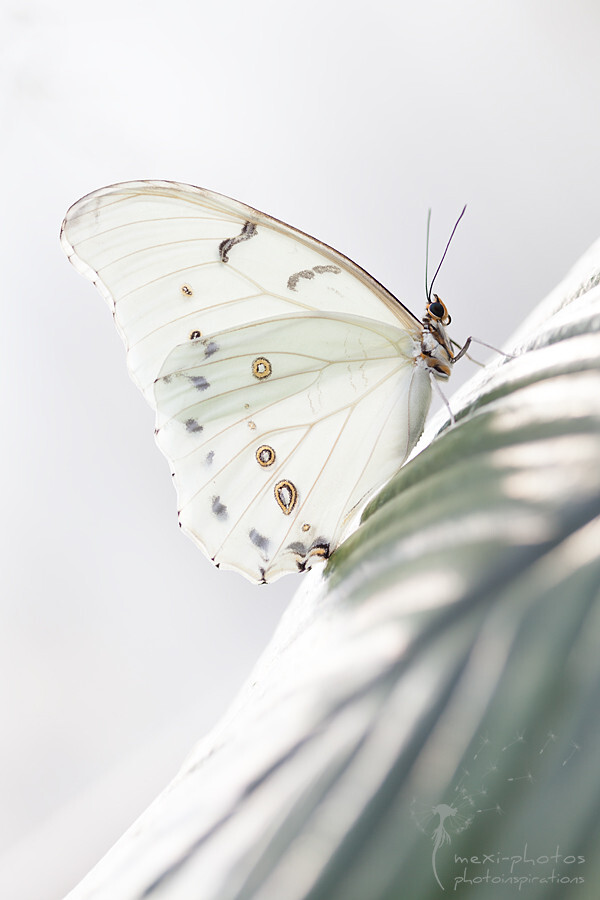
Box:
[61,182,469,583]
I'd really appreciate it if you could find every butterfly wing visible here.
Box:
[60,181,422,402]
[60,181,430,582]
[155,312,431,582]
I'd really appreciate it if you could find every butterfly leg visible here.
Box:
[451,336,473,363]
[452,336,516,364]
[430,373,456,425]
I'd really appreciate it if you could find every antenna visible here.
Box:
[425,208,432,302]
[426,205,467,301]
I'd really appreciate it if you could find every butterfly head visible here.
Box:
[421,205,467,380]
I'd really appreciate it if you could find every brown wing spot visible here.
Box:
[249,528,270,554]
[288,264,342,291]
[256,445,276,467]
[309,544,329,559]
[252,357,272,379]
[287,541,307,555]
[302,523,310,532]
[181,283,193,296]
[248,420,257,430]
[211,496,228,519]
[288,537,331,571]
[189,329,202,340]
[188,375,210,391]
[219,221,257,262]
[313,265,341,277]
[275,480,297,515]
[287,269,315,291]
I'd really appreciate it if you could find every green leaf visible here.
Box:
[66,240,600,900]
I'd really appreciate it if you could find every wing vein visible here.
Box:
[205,359,410,566]
[158,352,405,436]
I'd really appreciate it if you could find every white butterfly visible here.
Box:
[61,182,466,583]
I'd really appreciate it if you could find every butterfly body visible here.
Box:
[61,182,458,583]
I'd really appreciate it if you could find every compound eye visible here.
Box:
[428,299,446,319]
[429,294,452,324]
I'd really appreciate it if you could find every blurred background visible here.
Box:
[1,1,598,897]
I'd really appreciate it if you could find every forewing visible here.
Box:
[60,181,422,402]
[154,313,431,582]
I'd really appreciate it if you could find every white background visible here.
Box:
[1,2,599,898]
